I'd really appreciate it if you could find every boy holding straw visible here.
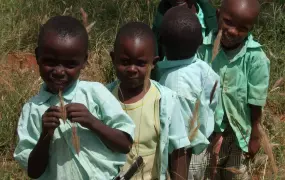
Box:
[152,0,217,59]
[197,0,270,179]
[154,6,220,180]
[14,16,135,180]
[107,22,190,180]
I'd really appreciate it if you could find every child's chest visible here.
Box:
[211,52,251,102]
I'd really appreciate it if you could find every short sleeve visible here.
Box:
[168,95,191,153]
[14,103,41,169]
[99,87,135,141]
[248,58,270,106]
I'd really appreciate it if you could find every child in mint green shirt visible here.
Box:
[14,16,135,180]
[197,0,270,179]
[155,6,220,180]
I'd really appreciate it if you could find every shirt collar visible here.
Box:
[37,80,79,105]
[203,29,262,49]
[203,30,262,62]
[157,56,197,70]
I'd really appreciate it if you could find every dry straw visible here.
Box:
[189,99,200,141]
[211,30,223,63]
[58,90,67,123]
[270,77,284,93]
[59,90,80,155]
[210,80,218,104]
[258,124,278,175]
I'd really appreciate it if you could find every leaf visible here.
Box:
[210,80,218,104]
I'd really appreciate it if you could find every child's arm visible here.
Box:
[248,105,262,157]
[66,103,132,154]
[170,148,191,180]
[247,56,270,157]
[28,106,61,178]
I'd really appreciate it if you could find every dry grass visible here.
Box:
[0,0,285,179]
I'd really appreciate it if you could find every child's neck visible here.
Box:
[119,81,151,104]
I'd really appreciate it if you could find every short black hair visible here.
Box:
[160,6,202,60]
[114,22,156,54]
[38,16,88,50]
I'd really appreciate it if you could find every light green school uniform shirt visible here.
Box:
[107,80,191,180]
[156,56,220,154]
[14,80,135,180]
[197,30,270,152]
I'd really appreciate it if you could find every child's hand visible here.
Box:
[42,106,61,137]
[65,103,96,129]
[248,125,261,158]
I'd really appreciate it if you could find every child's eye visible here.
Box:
[121,59,130,65]
[224,19,233,27]
[136,60,147,67]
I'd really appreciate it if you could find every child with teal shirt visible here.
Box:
[197,0,270,179]
[155,6,220,180]
[14,16,135,180]
[152,0,217,59]
[107,22,191,180]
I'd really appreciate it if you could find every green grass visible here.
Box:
[0,0,285,179]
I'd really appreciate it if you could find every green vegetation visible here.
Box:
[0,0,284,179]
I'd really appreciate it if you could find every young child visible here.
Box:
[154,6,220,180]
[152,0,217,59]
[107,22,191,180]
[197,0,270,179]
[14,16,135,180]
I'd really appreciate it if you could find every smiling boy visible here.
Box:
[14,16,135,180]
[107,22,190,180]
[197,0,270,179]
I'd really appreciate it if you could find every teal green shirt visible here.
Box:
[197,31,270,152]
[107,80,190,180]
[14,80,135,180]
[155,56,220,154]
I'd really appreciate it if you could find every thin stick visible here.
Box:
[189,99,200,141]
[58,90,66,123]
[72,123,80,155]
[210,80,218,104]
[211,30,223,63]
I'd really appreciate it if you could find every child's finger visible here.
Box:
[65,103,86,112]
[66,112,85,119]
[43,117,60,124]
[45,111,62,119]
[46,106,61,112]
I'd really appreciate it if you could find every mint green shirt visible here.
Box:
[156,56,220,154]
[14,80,135,180]
[197,31,270,152]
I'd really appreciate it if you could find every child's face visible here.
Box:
[218,4,257,49]
[36,32,87,93]
[111,36,157,90]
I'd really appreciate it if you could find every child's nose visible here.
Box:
[228,27,239,37]
[53,65,65,77]
[126,65,137,73]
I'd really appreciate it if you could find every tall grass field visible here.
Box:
[0,0,285,179]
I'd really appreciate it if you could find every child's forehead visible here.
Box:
[116,35,154,50]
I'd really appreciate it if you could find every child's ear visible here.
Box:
[152,56,160,69]
[216,9,220,20]
[82,54,88,69]
[110,51,115,64]
[35,47,40,65]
